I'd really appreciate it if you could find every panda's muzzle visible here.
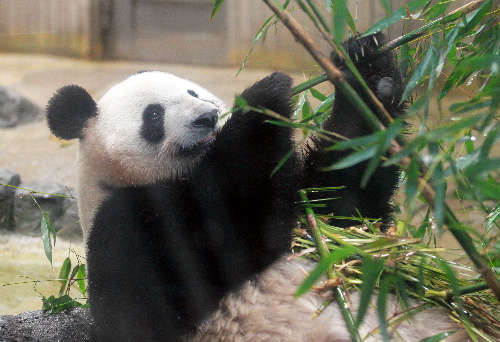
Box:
[191,110,218,130]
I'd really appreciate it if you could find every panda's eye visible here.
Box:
[141,104,165,144]
[187,89,199,98]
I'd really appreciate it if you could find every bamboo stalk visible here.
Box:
[262,0,500,301]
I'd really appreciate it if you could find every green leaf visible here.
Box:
[41,213,54,266]
[58,257,72,296]
[383,136,426,166]
[401,45,434,102]
[405,157,419,204]
[395,273,409,311]
[440,260,459,298]
[234,95,248,110]
[377,275,391,342]
[432,162,446,228]
[356,257,384,327]
[363,0,431,36]
[424,1,450,21]
[457,54,500,74]
[309,87,327,101]
[322,145,378,171]
[480,128,500,160]
[325,133,378,151]
[332,0,348,43]
[271,146,296,177]
[77,264,87,296]
[293,92,307,120]
[486,204,500,231]
[418,331,456,342]
[465,158,500,179]
[361,120,405,187]
[458,0,492,36]
[474,179,500,200]
[42,294,83,314]
[294,245,358,297]
[210,0,225,20]
[236,15,277,75]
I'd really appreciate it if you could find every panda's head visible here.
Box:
[47,71,228,185]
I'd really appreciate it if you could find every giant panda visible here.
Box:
[46,33,461,341]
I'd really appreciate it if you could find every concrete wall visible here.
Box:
[0,0,101,58]
[0,0,470,67]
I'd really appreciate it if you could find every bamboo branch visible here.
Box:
[262,0,500,301]
[382,0,486,52]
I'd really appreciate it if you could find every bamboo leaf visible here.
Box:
[236,15,277,75]
[294,245,358,297]
[210,0,225,20]
[41,213,53,266]
[325,134,378,151]
[405,156,419,204]
[432,162,446,228]
[361,120,405,187]
[77,264,87,296]
[58,257,71,296]
[309,87,327,101]
[486,204,500,231]
[363,0,431,36]
[271,146,296,177]
[377,275,391,342]
[322,145,378,171]
[480,128,500,160]
[332,0,348,43]
[418,331,456,342]
[465,158,500,179]
[401,46,434,103]
[356,257,384,327]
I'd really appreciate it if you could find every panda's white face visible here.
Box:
[87,71,228,184]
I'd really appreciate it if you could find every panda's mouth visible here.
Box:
[177,132,216,157]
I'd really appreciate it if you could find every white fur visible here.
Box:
[191,257,463,342]
[77,72,228,237]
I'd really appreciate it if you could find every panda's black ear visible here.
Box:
[47,85,97,140]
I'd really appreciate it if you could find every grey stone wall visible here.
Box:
[0,169,81,239]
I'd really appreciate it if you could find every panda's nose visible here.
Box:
[192,110,218,129]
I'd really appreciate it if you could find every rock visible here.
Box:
[0,308,92,342]
[0,86,42,128]
[0,169,21,231]
[13,183,81,238]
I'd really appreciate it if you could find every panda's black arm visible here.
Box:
[303,33,405,228]
[193,72,300,274]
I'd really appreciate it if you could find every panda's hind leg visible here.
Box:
[303,33,405,228]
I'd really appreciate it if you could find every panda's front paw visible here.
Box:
[239,72,294,119]
[331,33,404,110]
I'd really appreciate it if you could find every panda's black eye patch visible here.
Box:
[141,103,165,144]
[187,89,199,98]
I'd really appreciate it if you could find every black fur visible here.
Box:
[141,103,166,144]
[47,85,97,140]
[304,32,405,227]
[88,72,300,341]
[85,34,406,341]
